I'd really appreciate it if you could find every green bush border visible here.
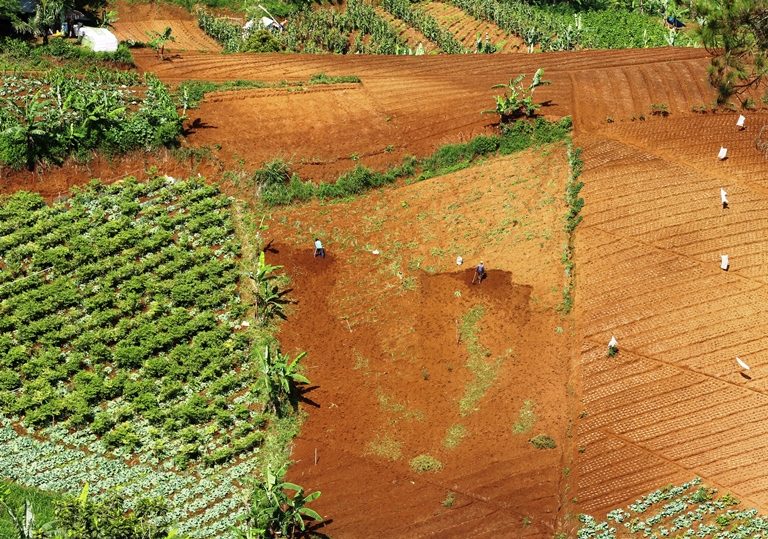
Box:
[259,116,573,206]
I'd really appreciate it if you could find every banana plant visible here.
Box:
[0,484,37,539]
[259,344,310,415]
[0,92,53,170]
[250,251,290,325]
[485,69,550,123]
[235,465,322,538]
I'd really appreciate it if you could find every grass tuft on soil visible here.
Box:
[529,434,557,449]
[410,454,443,473]
[443,424,467,449]
[512,400,536,434]
[366,435,403,461]
[458,305,509,416]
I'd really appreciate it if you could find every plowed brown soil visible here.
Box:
[270,146,574,537]
[112,1,222,51]
[131,47,710,180]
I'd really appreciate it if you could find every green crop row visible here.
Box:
[447,0,694,51]
[382,0,467,54]
[198,0,411,55]
[0,177,271,470]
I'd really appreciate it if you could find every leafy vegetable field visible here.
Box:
[579,478,768,538]
[0,72,181,170]
[0,177,296,535]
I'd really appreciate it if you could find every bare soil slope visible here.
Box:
[131,47,711,179]
[269,146,574,537]
[112,1,222,52]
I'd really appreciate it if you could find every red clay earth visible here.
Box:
[112,1,222,52]
[269,148,574,537]
[8,12,768,535]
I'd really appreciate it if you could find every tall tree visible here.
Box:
[691,0,768,103]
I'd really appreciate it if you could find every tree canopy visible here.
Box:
[692,0,768,103]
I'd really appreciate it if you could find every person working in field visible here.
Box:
[472,261,486,284]
[313,238,325,258]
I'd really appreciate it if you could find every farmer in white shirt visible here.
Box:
[313,238,325,258]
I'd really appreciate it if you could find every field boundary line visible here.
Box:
[598,427,768,513]
[580,223,768,290]
[585,336,768,400]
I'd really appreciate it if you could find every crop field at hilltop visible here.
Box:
[5,0,768,537]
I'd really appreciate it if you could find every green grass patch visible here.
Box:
[366,435,403,461]
[410,454,443,473]
[259,117,572,206]
[458,306,510,416]
[443,424,467,449]
[529,434,557,449]
[512,400,536,434]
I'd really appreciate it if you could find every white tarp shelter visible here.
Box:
[78,26,119,53]
[243,16,282,32]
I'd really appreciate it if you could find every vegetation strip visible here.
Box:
[558,143,584,314]
[578,477,768,538]
[0,72,181,170]
[257,117,572,206]
[177,74,362,109]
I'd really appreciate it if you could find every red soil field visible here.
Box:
[269,147,575,537]
[112,1,222,52]
[9,7,768,533]
[129,46,711,180]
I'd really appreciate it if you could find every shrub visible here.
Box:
[409,454,443,473]
[529,434,557,449]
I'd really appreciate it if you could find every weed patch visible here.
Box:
[512,400,536,434]
[410,454,443,473]
[366,435,402,461]
[529,434,557,449]
[443,424,467,449]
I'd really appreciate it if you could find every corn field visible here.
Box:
[381,0,468,54]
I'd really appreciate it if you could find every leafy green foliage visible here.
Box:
[260,117,573,205]
[693,0,768,104]
[579,477,768,538]
[236,466,322,538]
[147,26,175,60]
[0,38,134,73]
[0,72,181,170]
[1,482,180,539]
[259,344,309,416]
[12,0,63,45]
[447,0,691,50]
[198,0,409,54]
[381,0,467,53]
[488,68,551,122]
[0,177,276,467]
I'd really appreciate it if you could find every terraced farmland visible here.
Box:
[419,1,523,52]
